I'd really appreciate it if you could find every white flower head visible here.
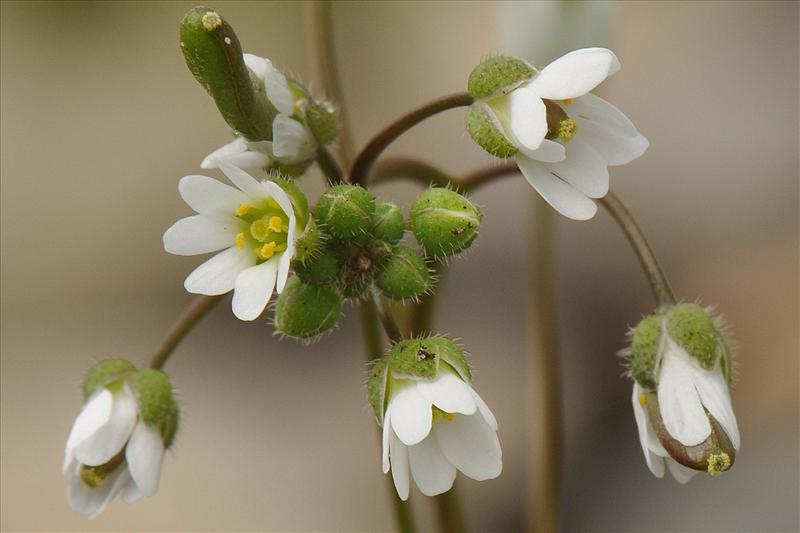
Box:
[468,48,649,220]
[164,161,309,321]
[64,363,176,518]
[368,337,501,500]
[626,304,739,482]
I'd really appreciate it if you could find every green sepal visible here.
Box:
[83,358,137,401]
[305,101,338,145]
[293,218,324,263]
[367,356,391,425]
[371,202,405,245]
[388,338,440,380]
[410,188,482,258]
[274,276,342,339]
[268,158,313,178]
[468,55,534,99]
[465,104,518,158]
[628,313,663,389]
[270,175,309,230]
[666,303,723,370]
[315,184,376,240]
[179,7,276,141]
[425,336,472,383]
[294,248,339,285]
[159,402,180,449]
[375,245,430,301]
[129,370,176,430]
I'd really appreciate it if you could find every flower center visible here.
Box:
[234,200,290,263]
[79,449,126,489]
[432,406,456,425]
[543,99,579,142]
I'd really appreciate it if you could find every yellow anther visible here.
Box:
[638,393,647,407]
[557,117,579,142]
[442,412,455,422]
[235,202,253,216]
[201,11,223,31]
[267,198,281,210]
[562,98,573,105]
[268,216,284,233]
[235,232,246,248]
[260,241,277,259]
[707,452,731,476]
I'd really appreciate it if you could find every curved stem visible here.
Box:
[598,192,676,307]
[315,146,344,185]
[149,295,223,370]
[370,157,455,190]
[350,92,474,185]
[372,289,403,343]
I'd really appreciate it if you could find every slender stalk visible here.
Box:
[349,92,474,185]
[149,295,223,370]
[409,261,445,337]
[370,157,454,190]
[316,145,344,185]
[372,290,403,343]
[598,192,676,307]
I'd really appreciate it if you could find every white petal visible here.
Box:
[202,148,271,170]
[569,93,638,137]
[416,372,476,416]
[631,384,665,478]
[434,413,502,481]
[200,138,247,170]
[518,139,566,163]
[64,390,113,471]
[163,214,242,256]
[125,423,165,497]
[694,366,741,450]
[184,245,256,295]
[121,477,142,503]
[666,458,699,484]
[74,388,138,467]
[657,339,712,446]
[264,63,295,115]
[578,120,649,166]
[179,174,248,214]
[382,405,392,474]
[243,53,270,82]
[506,87,548,151]
[67,462,129,519]
[542,137,609,198]
[231,259,279,321]
[217,161,268,200]
[389,382,433,446]
[469,388,498,431]
[515,155,597,220]
[272,115,316,162]
[388,429,410,501]
[408,435,457,496]
[529,48,620,99]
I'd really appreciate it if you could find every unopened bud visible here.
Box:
[375,245,430,301]
[315,184,376,240]
[83,358,137,400]
[305,101,338,145]
[274,276,342,339]
[410,188,482,257]
[467,55,534,99]
[129,369,180,447]
[294,248,340,285]
[465,104,518,158]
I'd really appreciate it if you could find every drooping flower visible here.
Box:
[163,161,310,321]
[368,337,502,500]
[64,361,178,518]
[466,48,649,220]
[201,54,318,171]
[624,304,740,482]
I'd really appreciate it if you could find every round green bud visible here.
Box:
[465,104,518,158]
[371,202,405,245]
[270,175,309,229]
[389,338,440,380]
[274,276,342,339]
[83,358,137,401]
[375,245,430,301]
[367,356,390,425]
[410,188,483,257]
[293,218,324,263]
[424,336,472,383]
[468,55,534,99]
[305,101,338,145]
[129,370,177,429]
[179,7,276,140]
[315,184,376,240]
[294,249,339,285]
[628,313,663,389]
[666,303,723,370]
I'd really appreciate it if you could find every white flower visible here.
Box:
[201,54,317,170]
[381,365,502,500]
[63,385,165,518]
[163,161,300,321]
[631,331,740,482]
[481,48,649,220]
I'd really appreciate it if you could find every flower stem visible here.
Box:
[598,192,676,308]
[372,289,403,343]
[149,295,223,370]
[349,92,474,185]
[315,146,344,185]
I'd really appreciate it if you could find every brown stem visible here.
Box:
[149,295,223,370]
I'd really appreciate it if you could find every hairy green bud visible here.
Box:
[371,202,405,245]
[305,101,338,145]
[468,55,534,99]
[375,245,430,301]
[129,370,176,427]
[389,338,440,380]
[293,218,323,263]
[315,184,376,240]
[294,249,339,285]
[666,303,722,370]
[367,356,390,425]
[425,336,472,383]
[179,7,276,140]
[410,188,482,257]
[274,276,342,339]
[628,314,663,389]
[83,358,137,401]
[465,104,518,158]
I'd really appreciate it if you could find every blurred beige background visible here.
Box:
[1,1,797,531]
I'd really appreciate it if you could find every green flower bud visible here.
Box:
[375,245,430,301]
[425,336,472,383]
[410,188,483,257]
[129,370,180,447]
[179,7,276,140]
[628,313,663,389]
[305,101,338,145]
[666,303,727,371]
[83,358,137,400]
[465,104,518,158]
[274,276,342,339]
[315,184,376,239]
[387,336,470,382]
[467,55,534,99]
[293,218,324,263]
[371,202,405,245]
[294,248,339,285]
[367,355,390,425]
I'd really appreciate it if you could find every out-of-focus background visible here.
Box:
[1,1,797,531]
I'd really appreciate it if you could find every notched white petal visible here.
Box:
[64,390,114,467]
[179,174,248,214]
[231,259,279,321]
[408,435,457,496]
[507,87,548,151]
[543,137,609,198]
[126,423,165,497]
[657,340,712,446]
[73,389,138,467]
[529,48,620,100]
[389,384,433,446]
[434,412,502,481]
[184,246,256,296]
[163,214,242,256]
[516,155,598,220]
[416,372,476,416]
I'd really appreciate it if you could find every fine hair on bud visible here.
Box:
[371,202,405,245]
[375,245,432,302]
[410,187,483,258]
[467,55,534,99]
[315,184,376,240]
[274,276,342,340]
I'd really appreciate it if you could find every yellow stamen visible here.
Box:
[267,198,281,210]
[442,412,455,422]
[235,232,246,248]
[562,98,573,105]
[557,117,579,142]
[707,452,731,476]
[268,216,284,233]
[201,11,223,31]
[260,241,277,259]
[235,202,253,216]
[638,393,647,407]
